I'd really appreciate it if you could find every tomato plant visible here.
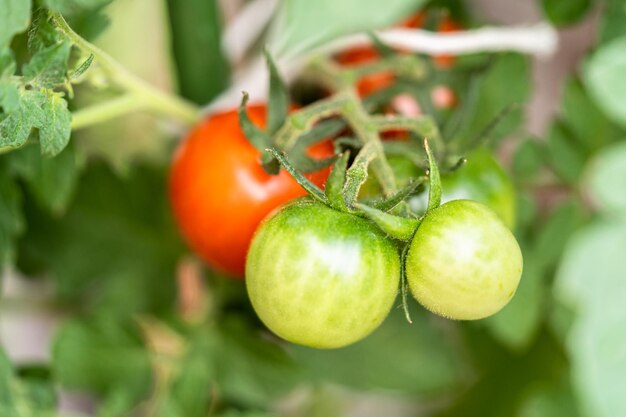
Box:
[169,105,333,277]
[406,199,523,320]
[246,199,401,348]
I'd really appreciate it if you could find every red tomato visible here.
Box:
[169,104,334,278]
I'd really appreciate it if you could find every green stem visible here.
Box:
[50,11,201,127]
[71,94,144,130]
[371,114,445,156]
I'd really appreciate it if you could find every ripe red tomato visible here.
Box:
[169,104,334,278]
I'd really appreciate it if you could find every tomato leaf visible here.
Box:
[22,41,71,88]
[8,143,79,215]
[541,0,592,26]
[0,164,24,268]
[42,0,113,15]
[584,36,626,130]
[52,316,152,409]
[0,348,57,415]
[0,0,31,48]
[584,141,626,214]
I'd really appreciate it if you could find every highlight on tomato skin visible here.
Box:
[169,104,334,278]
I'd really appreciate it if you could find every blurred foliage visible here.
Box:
[2,0,626,416]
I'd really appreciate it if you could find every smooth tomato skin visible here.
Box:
[406,200,523,320]
[169,105,333,278]
[246,200,401,349]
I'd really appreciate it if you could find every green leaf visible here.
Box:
[541,0,592,26]
[456,54,530,146]
[0,83,20,113]
[290,306,464,393]
[270,0,425,56]
[38,91,72,156]
[512,137,544,180]
[546,122,586,184]
[0,89,71,156]
[0,163,23,267]
[265,50,289,136]
[213,317,304,407]
[0,348,57,415]
[519,378,582,417]
[583,140,626,213]
[584,36,626,130]
[16,162,183,314]
[9,143,79,215]
[555,214,626,417]
[0,0,31,48]
[42,0,113,15]
[0,48,17,79]
[52,316,152,405]
[599,0,626,44]
[166,0,230,103]
[23,41,72,88]
[561,77,622,152]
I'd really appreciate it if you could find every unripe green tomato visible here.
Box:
[406,200,523,320]
[246,200,401,349]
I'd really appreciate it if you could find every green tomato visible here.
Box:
[246,200,401,348]
[406,200,523,320]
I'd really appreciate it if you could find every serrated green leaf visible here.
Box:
[583,141,626,213]
[270,0,425,56]
[9,143,79,215]
[52,316,152,407]
[541,0,592,26]
[0,0,31,48]
[38,92,72,156]
[23,41,71,88]
[584,36,626,130]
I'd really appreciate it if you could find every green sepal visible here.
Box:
[264,49,289,136]
[238,92,270,152]
[69,54,94,80]
[425,139,441,213]
[343,143,375,208]
[325,151,350,211]
[266,148,328,205]
[355,203,420,241]
[400,242,413,324]
[372,178,427,212]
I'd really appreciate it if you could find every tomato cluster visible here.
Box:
[169,8,523,349]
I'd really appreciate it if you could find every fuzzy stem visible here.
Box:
[50,11,201,128]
